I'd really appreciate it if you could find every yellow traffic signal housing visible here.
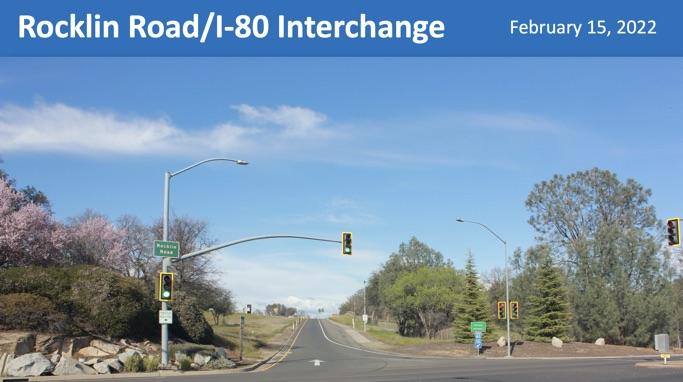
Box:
[342,232,352,255]
[159,272,174,302]
[497,301,507,320]
[667,218,680,247]
[509,301,519,320]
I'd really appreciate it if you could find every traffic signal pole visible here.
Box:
[161,171,170,367]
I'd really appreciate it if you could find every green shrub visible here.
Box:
[0,293,67,332]
[123,352,144,372]
[172,291,214,344]
[0,265,156,339]
[179,357,192,371]
[143,356,159,372]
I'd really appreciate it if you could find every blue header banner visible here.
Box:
[1,0,680,57]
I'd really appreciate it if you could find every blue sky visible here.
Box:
[0,58,681,314]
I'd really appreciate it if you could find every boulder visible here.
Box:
[93,361,111,374]
[49,351,61,365]
[0,332,35,355]
[206,356,236,369]
[78,346,111,358]
[104,358,123,373]
[214,347,228,359]
[174,351,188,362]
[0,352,15,377]
[53,356,97,376]
[193,353,212,367]
[497,336,507,347]
[83,358,101,366]
[551,337,563,348]
[90,339,121,355]
[36,335,64,354]
[595,338,605,346]
[7,352,54,377]
[70,336,92,355]
[117,348,143,364]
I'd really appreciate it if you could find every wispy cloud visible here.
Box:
[287,197,380,226]
[456,111,568,134]
[0,102,334,155]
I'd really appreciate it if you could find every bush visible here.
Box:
[123,352,144,372]
[0,293,67,332]
[179,357,192,371]
[172,291,214,344]
[0,265,156,339]
[143,356,159,372]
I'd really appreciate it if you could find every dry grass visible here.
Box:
[207,312,295,359]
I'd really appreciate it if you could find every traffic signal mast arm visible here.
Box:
[175,234,344,262]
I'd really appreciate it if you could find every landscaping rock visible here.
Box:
[206,356,236,369]
[117,348,142,364]
[551,337,563,348]
[53,356,97,376]
[497,336,507,347]
[13,333,36,356]
[36,335,64,354]
[70,336,92,355]
[78,346,111,358]
[0,332,35,355]
[91,339,121,355]
[7,352,53,377]
[104,358,123,373]
[595,338,605,346]
[83,358,101,366]
[49,351,61,365]
[0,352,15,377]
[93,361,111,374]
[193,353,212,367]
[214,347,227,359]
[174,351,189,362]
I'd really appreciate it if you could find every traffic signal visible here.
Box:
[342,232,352,256]
[158,272,174,302]
[246,304,252,314]
[509,301,519,320]
[667,218,680,247]
[497,301,507,320]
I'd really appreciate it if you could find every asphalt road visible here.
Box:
[42,319,683,382]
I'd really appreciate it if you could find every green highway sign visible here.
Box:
[154,240,180,258]
[470,321,487,332]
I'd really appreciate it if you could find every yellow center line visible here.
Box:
[259,319,308,372]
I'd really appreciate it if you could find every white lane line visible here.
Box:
[317,319,419,359]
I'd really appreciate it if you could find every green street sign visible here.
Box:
[154,240,180,258]
[470,321,487,332]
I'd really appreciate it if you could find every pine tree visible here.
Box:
[453,253,490,342]
[525,254,571,341]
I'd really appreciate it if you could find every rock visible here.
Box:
[1,352,15,377]
[36,335,64,354]
[117,348,142,364]
[90,339,121,355]
[0,332,35,355]
[78,346,111,358]
[497,336,507,347]
[70,336,92,355]
[551,337,563,348]
[83,358,101,366]
[193,353,212,367]
[53,356,97,376]
[595,338,605,346]
[49,351,61,365]
[206,356,236,370]
[174,351,188,362]
[7,352,54,377]
[214,347,227,359]
[93,361,111,374]
[104,358,123,373]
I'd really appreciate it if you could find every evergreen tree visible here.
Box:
[453,253,490,342]
[525,254,571,341]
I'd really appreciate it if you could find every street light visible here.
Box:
[456,218,511,358]
[160,157,248,367]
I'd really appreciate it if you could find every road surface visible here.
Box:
[46,319,683,382]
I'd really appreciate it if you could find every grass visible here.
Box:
[207,312,296,359]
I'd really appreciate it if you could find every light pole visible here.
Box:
[456,218,511,358]
[160,157,248,367]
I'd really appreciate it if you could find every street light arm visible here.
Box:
[457,219,506,245]
[169,157,247,177]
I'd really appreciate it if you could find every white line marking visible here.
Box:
[317,319,419,359]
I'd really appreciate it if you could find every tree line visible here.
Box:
[340,168,681,346]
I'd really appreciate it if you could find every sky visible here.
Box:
[0,58,681,315]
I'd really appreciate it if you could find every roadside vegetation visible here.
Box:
[340,168,682,348]
[208,313,296,359]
